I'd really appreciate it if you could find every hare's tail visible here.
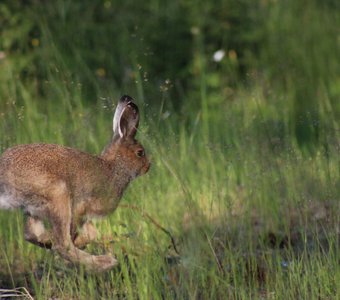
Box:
[0,183,20,210]
[0,181,22,209]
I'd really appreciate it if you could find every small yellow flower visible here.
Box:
[31,38,40,47]
[190,26,200,35]
[96,68,106,78]
[228,50,238,62]
[104,1,111,8]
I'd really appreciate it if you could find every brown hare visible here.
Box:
[0,95,150,272]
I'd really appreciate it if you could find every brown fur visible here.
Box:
[0,96,150,272]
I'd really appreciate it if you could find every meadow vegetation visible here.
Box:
[0,0,339,298]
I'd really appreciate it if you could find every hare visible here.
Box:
[0,95,150,272]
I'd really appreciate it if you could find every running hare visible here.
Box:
[0,95,150,272]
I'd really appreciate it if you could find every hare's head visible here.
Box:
[101,96,150,178]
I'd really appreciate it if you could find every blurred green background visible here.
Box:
[0,1,339,299]
[1,0,339,149]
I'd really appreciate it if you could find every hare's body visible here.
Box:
[0,143,129,217]
[0,96,150,272]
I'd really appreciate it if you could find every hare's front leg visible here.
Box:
[24,215,52,249]
[73,220,98,249]
[49,190,117,272]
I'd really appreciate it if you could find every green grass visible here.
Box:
[0,78,338,299]
[0,1,339,299]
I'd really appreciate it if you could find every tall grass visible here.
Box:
[0,72,338,298]
[0,0,339,299]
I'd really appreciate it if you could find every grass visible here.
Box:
[0,1,339,299]
[0,76,339,299]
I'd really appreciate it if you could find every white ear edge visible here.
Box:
[113,99,134,138]
[113,107,125,138]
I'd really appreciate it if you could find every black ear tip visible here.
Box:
[120,95,134,103]
[128,102,139,112]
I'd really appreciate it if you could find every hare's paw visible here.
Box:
[74,221,98,249]
[24,216,53,249]
[90,255,118,272]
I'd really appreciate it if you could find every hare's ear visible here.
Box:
[113,95,139,139]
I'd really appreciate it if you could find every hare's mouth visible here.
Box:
[133,163,150,178]
[141,162,151,175]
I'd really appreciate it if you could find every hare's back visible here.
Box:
[0,144,106,212]
[0,143,100,182]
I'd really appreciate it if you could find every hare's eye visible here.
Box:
[136,149,145,157]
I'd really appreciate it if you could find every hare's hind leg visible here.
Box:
[24,215,52,249]
[49,191,117,272]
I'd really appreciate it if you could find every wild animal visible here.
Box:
[0,95,150,272]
